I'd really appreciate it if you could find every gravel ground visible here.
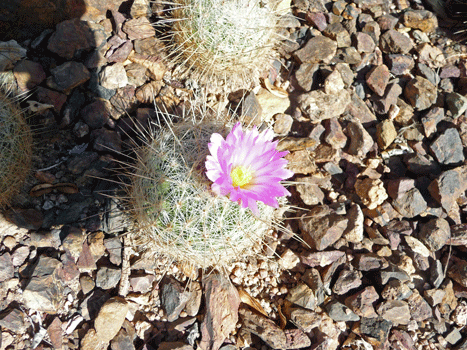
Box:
[1,0,467,349]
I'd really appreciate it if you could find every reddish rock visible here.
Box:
[345,286,379,317]
[35,87,67,114]
[122,17,156,40]
[199,274,240,350]
[366,64,390,96]
[380,29,414,54]
[48,19,106,60]
[306,12,327,31]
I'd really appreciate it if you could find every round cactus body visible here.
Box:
[0,92,32,207]
[127,120,277,269]
[169,0,281,91]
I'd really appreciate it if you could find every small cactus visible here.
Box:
[168,0,282,92]
[0,91,33,207]
[125,117,282,270]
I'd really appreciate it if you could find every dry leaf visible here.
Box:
[29,183,54,197]
[277,305,287,330]
[54,183,79,194]
[238,288,268,317]
[262,77,288,98]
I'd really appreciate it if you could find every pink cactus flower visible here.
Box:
[205,122,294,215]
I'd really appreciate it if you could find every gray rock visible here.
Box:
[48,61,90,94]
[430,128,465,165]
[286,283,317,310]
[298,89,351,122]
[446,92,467,119]
[429,166,467,212]
[345,286,379,318]
[377,300,410,325]
[96,266,122,290]
[325,300,360,322]
[0,253,14,282]
[418,218,450,252]
[23,256,66,313]
[391,188,427,218]
[380,263,410,284]
[0,308,27,333]
[360,317,392,343]
[332,269,362,295]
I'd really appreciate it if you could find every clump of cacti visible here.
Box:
[125,117,283,270]
[167,0,282,92]
[0,91,33,207]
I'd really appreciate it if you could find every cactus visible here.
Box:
[0,91,32,207]
[167,0,282,92]
[125,117,282,270]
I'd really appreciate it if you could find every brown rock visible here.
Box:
[355,32,376,53]
[199,273,240,350]
[448,257,467,288]
[376,119,397,149]
[299,206,348,250]
[294,36,337,64]
[332,269,362,295]
[300,250,345,267]
[47,317,63,350]
[13,60,46,91]
[346,91,378,124]
[94,297,129,344]
[323,22,351,48]
[345,120,375,157]
[404,76,437,110]
[372,82,402,114]
[81,328,108,350]
[421,107,444,137]
[355,178,388,210]
[402,10,438,33]
[324,118,347,149]
[284,150,316,175]
[239,306,287,349]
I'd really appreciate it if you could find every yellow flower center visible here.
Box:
[231,165,253,188]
